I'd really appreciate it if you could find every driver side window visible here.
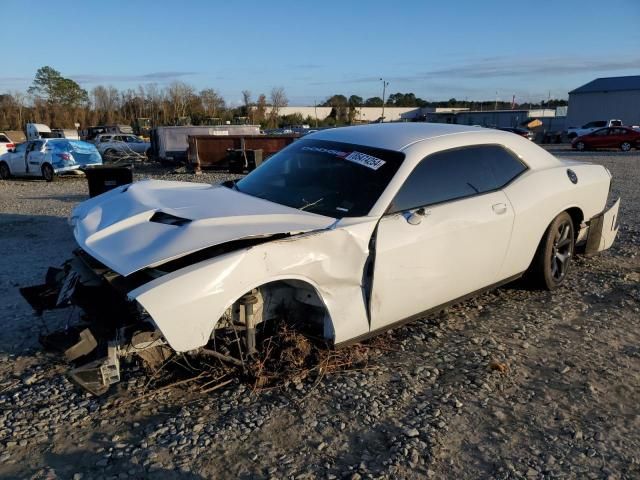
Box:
[28,141,44,152]
[389,145,526,213]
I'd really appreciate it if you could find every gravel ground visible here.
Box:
[0,147,638,480]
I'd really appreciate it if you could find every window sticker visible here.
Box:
[301,146,386,170]
[345,151,386,170]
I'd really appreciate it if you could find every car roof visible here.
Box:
[307,123,502,151]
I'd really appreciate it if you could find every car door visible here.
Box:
[588,128,611,148]
[369,145,526,331]
[124,135,143,153]
[611,128,630,148]
[25,140,45,175]
[7,142,28,174]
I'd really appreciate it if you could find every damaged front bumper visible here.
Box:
[21,251,172,395]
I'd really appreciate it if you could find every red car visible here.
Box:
[572,126,640,152]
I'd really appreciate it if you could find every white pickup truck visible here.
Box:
[566,119,622,139]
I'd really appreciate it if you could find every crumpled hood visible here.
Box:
[71,180,336,276]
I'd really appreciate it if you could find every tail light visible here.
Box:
[5,143,14,149]
[56,153,71,161]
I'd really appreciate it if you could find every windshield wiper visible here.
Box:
[300,197,324,211]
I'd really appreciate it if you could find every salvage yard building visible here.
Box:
[567,75,640,127]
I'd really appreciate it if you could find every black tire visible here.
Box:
[620,142,632,152]
[529,212,575,290]
[0,162,10,180]
[575,141,586,151]
[42,163,55,182]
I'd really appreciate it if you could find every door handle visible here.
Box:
[492,203,507,215]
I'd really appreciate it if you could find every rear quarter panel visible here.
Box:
[500,162,610,278]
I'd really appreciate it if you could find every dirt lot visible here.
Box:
[0,147,638,480]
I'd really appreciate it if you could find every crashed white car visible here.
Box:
[22,123,620,394]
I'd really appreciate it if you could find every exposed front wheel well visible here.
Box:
[565,207,584,240]
[214,279,335,342]
[206,279,335,365]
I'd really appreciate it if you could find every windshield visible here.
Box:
[235,139,405,218]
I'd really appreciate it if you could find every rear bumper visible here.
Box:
[584,198,620,255]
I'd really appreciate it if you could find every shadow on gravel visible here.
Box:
[1,175,86,183]
[0,213,76,355]
[37,449,206,479]
[23,193,88,202]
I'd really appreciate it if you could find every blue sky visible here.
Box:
[1,0,639,105]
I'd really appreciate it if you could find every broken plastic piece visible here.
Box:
[69,342,120,396]
[64,328,98,361]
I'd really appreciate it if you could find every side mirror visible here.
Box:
[406,207,428,225]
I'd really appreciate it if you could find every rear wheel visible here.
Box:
[529,212,575,290]
[620,142,632,152]
[42,163,55,182]
[575,141,586,151]
[0,162,10,179]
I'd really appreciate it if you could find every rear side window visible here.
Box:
[389,145,526,213]
[0,134,9,143]
[51,141,70,151]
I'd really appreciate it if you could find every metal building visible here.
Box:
[427,109,530,128]
[567,75,640,127]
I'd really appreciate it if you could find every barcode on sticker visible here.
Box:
[345,151,386,170]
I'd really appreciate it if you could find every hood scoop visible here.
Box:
[150,211,192,226]
[71,180,336,277]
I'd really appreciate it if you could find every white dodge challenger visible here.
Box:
[23,123,620,394]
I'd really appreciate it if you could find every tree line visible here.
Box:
[0,66,568,131]
[0,66,289,131]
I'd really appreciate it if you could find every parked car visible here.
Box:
[95,133,150,158]
[22,123,619,394]
[566,119,622,139]
[572,127,640,151]
[0,132,15,156]
[0,139,102,181]
[83,125,135,143]
[497,127,534,140]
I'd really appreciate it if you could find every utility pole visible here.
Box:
[380,78,389,122]
[494,91,498,111]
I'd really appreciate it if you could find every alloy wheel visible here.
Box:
[550,220,573,282]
